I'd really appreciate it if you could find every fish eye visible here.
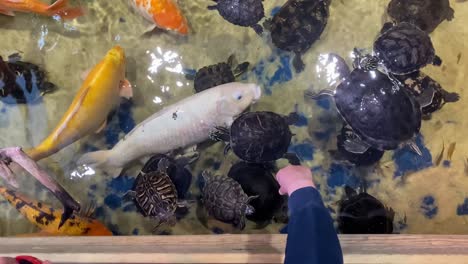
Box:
[234,92,243,100]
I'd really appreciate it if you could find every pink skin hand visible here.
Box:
[275,165,316,196]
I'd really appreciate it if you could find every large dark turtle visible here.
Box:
[333,125,385,167]
[338,186,395,234]
[387,0,454,33]
[127,158,186,229]
[210,111,301,165]
[306,63,422,154]
[264,0,331,73]
[396,71,459,119]
[0,54,57,104]
[228,162,281,223]
[208,0,265,35]
[185,55,250,93]
[370,22,441,75]
[201,170,257,230]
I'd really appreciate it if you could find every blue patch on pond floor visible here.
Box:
[293,112,308,127]
[315,97,331,110]
[107,175,135,194]
[393,134,432,177]
[326,163,360,190]
[271,6,281,16]
[105,99,135,148]
[457,198,468,215]
[420,195,438,219]
[252,51,293,95]
[104,194,122,210]
[288,143,314,161]
[314,128,335,142]
[132,228,139,235]
[443,160,451,167]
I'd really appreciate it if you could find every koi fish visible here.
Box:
[0,0,84,20]
[0,186,112,236]
[129,0,189,35]
[78,82,262,177]
[25,46,132,162]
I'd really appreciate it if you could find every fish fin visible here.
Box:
[47,0,84,20]
[95,120,107,134]
[0,7,15,16]
[119,79,133,99]
[53,86,91,141]
[77,150,123,178]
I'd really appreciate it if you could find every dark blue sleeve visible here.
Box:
[284,187,343,264]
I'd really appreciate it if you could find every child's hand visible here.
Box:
[275,165,315,196]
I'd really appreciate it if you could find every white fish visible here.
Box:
[78,82,262,176]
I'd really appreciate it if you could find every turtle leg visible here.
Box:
[226,54,236,68]
[283,103,300,125]
[304,89,335,100]
[440,89,460,103]
[262,18,273,31]
[251,24,263,35]
[233,62,250,78]
[343,135,371,154]
[209,126,230,142]
[406,139,422,156]
[292,53,305,73]
[223,143,232,156]
[283,152,301,165]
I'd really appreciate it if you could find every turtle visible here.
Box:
[306,58,423,155]
[209,111,301,165]
[337,185,395,234]
[264,0,331,73]
[387,0,454,33]
[208,0,265,35]
[363,22,442,76]
[333,125,385,167]
[201,170,257,230]
[228,162,281,223]
[185,55,250,93]
[0,54,57,104]
[141,153,197,199]
[395,71,459,119]
[126,158,186,229]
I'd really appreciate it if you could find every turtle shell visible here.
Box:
[374,22,436,75]
[338,187,395,234]
[133,169,179,223]
[194,62,236,93]
[336,125,384,166]
[228,162,281,222]
[269,0,330,54]
[230,111,292,163]
[334,68,421,150]
[387,0,454,33]
[214,0,264,27]
[141,154,193,199]
[0,56,56,104]
[202,173,252,229]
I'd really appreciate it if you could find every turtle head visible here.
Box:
[352,48,378,71]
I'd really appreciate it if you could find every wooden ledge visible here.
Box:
[0,235,468,263]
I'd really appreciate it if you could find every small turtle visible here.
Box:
[208,0,265,35]
[201,170,257,229]
[396,71,459,119]
[338,185,395,234]
[387,0,454,33]
[228,162,281,223]
[127,158,186,229]
[141,153,196,199]
[185,55,250,93]
[306,61,422,154]
[0,54,57,104]
[333,125,385,166]
[264,0,331,73]
[210,111,301,164]
[368,22,441,75]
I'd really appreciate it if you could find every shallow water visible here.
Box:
[0,0,467,236]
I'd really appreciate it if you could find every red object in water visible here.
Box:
[15,256,46,264]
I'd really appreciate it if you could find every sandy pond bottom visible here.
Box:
[0,0,468,236]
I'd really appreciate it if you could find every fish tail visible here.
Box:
[78,150,123,177]
[46,0,84,20]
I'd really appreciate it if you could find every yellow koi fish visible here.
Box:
[25,46,132,162]
[0,187,112,236]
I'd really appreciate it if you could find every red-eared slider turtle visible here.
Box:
[333,125,385,166]
[228,162,281,223]
[141,153,196,199]
[264,0,331,73]
[338,186,395,234]
[366,22,441,75]
[127,158,186,229]
[201,170,257,230]
[396,71,459,119]
[387,0,454,33]
[306,63,422,155]
[0,54,57,104]
[208,0,265,35]
[185,55,250,93]
[210,111,301,165]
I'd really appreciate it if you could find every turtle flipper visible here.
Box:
[406,139,422,156]
[233,62,250,77]
[440,89,460,103]
[343,136,371,154]
[304,89,334,100]
[209,126,230,142]
[226,54,236,67]
[262,18,272,31]
[292,53,305,73]
[251,24,263,35]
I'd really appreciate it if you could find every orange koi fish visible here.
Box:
[0,0,84,20]
[130,0,189,35]
[0,186,112,236]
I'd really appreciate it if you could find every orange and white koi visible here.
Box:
[0,186,112,236]
[25,46,132,162]
[0,0,84,20]
[130,0,189,35]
